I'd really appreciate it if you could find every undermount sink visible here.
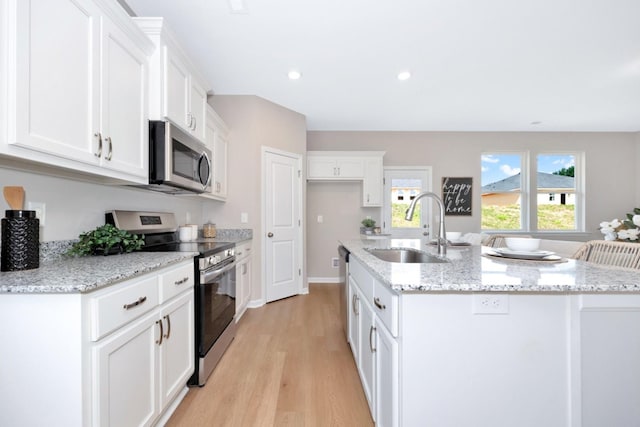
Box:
[366,248,449,264]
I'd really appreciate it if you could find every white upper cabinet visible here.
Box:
[99,15,149,177]
[203,105,229,201]
[307,151,385,207]
[135,17,209,143]
[1,0,153,184]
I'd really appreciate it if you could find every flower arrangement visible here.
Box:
[599,208,640,242]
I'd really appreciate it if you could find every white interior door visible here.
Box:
[263,148,302,303]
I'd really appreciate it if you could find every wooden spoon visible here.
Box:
[3,186,24,210]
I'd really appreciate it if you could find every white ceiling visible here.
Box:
[124,0,640,132]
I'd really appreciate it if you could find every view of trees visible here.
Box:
[552,166,574,177]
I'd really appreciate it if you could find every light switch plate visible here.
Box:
[240,212,248,223]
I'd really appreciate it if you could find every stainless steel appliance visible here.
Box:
[106,210,236,386]
[338,245,350,340]
[144,120,212,194]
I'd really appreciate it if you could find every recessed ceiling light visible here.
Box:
[531,121,542,125]
[228,0,249,14]
[288,70,302,80]
[397,71,411,81]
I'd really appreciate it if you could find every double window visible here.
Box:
[481,152,583,232]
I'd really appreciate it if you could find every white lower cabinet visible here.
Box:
[349,263,398,425]
[375,318,398,427]
[235,240,253,320]
[91,261,195,427]
[0,259,195,426]
[93,310,159,426]
[159,291,195,409]
[357,295,376,415]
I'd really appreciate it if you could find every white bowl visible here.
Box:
[504,237,540,251]
[446,231,462,241]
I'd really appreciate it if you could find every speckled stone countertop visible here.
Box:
[341,238,640,293]
[0,252,197,294]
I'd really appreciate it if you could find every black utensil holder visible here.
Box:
[1,210,39,271]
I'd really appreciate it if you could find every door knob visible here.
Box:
[267,232,274,238]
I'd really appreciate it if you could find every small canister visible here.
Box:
[1,210,39,271]
[203,222,217,238]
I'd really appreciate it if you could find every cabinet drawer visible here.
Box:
[159,262,194,303]
[90,276,159,341]
[349,257,374,303]
[374,279,399,337]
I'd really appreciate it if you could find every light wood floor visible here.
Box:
[167,284,374,427]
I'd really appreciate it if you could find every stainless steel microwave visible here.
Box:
[147,120,212,194]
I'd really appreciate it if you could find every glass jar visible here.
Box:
[203,222,217,238]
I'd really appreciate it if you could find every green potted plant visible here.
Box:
[67,224,145,256]
[361,218,376,234]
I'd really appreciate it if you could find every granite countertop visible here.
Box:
[341,238,640,293]
[0,252,198,294]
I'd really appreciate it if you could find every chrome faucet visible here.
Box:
[405,191,447,256]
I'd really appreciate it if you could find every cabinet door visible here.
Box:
[99,17,148,180]
[336,158,364,178]
[213,131,228,198]
[376,321,399,427]
[236,256,252,319]
[308,157,337,178]
[348,278,360,359]
[164,47,190,130]
[159,291,194,408]
[363,157,383,206]
[189,78,207,142]
[11,0,100,163]
[358,297,376,418]
[93,311,159,427]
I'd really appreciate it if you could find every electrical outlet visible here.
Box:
[240,212,248,223]
[317,215,323,223]
[331,257,339,268]
[27,202,45,226]
[472,294,509,314]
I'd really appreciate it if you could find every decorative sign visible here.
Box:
[442,177,473,216]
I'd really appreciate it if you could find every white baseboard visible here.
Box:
[308,277,340,284]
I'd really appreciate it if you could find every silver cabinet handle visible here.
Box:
[192,115,197,131]
[174,277,189,285]
[374,297,386,310]
[156,319,164,345]
[242,263,247,275]
[163,315,171,340]
[367,194,370,203]
[94,132,102,158]
[105,137,113,161]
[186,113,192,129]
[352,293,360,315]
[369,325,376,353]
[267,232,274,238]
[123,296,147,310]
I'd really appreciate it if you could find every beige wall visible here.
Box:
[307,131,638,279]
[206,95,307,303]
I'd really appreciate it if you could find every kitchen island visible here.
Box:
[340,238,640,427]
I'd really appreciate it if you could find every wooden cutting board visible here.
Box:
[3,186,24,210]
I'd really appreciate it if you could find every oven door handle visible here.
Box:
[200,261,236,283]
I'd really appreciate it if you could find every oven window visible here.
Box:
[172,139,199,181]
[199,269,236,355]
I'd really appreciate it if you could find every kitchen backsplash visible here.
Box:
[37,229,253,262]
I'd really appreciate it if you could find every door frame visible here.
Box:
[260,146,304,304]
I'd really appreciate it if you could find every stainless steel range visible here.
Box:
[106,210,237,386]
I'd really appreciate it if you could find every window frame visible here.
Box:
[481,151,584,233]
[383,166,433,238]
